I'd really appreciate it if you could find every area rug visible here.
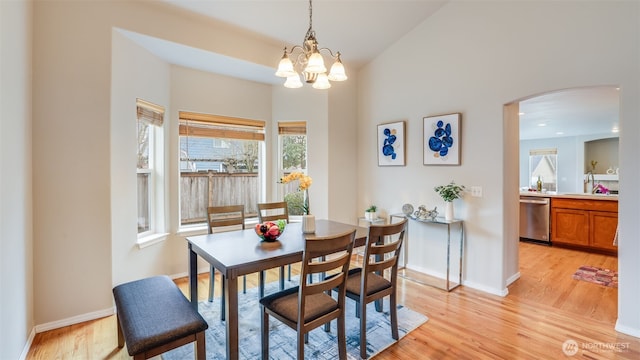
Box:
[163,277,428,360]
[572,265,618,288]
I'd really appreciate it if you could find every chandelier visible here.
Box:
[275,0,348,89]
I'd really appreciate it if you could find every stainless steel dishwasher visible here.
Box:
[519,196,550,243]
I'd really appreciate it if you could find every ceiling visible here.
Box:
[519,86,620,140]
[126,1,620,138]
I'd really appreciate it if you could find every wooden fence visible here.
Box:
[180,171,259,224]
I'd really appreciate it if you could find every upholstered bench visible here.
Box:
[112,275,208,360]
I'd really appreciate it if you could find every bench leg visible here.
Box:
[116,314,124,348]
[195,331,206,360]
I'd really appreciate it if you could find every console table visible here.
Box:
[390,213,464,291]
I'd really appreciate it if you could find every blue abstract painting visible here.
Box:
[377,121,405,166]
[424,113,460,165]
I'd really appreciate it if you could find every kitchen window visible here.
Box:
[529,148,557,192]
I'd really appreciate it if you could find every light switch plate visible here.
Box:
[471,186,482,197]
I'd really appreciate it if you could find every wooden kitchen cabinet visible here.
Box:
[551,207,589,246]
[590,211,618,251]
[550,197,618,254]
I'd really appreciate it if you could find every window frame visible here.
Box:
[528,148,558,192]
[178,111,265,230]
[278,121,308,218]
[136,99,167,246]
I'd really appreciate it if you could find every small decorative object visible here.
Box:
[402,203,414,216]
[536,176,543,192]
[377,121,406,166]
[413,205,438,221]
[424,113,461,165]
[590,160,598,171]
[434,181,466,221]
[280,172,314,233]
[365,205,378,220]
[255,220,286,242]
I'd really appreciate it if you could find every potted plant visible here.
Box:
[365,205,378,220]
[434,181,465,220]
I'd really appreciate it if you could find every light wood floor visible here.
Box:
[27,242,639,359]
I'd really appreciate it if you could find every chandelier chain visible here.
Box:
[305,0,314,40]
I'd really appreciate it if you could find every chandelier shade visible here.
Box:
[275,0,347,89]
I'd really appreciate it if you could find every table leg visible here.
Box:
[259,270,266,299]
[279,266,285,290]
[224,273,239,360]
[188,244,198,310]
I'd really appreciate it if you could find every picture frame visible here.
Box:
[377,121,406,166]
[423,113,461,165]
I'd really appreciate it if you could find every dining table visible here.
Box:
[186,219,369,360]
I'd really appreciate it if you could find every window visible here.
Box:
[179,112,265,226]
[136,99,164,237]
[278,121,307,216]
[529,148,557,192]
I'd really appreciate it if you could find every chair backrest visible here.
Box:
[298,229,356,330]
[257,201,289,223]
[362,218,408,285]
[207,205,245,234]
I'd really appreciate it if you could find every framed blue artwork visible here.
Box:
[424,113,461,165]
[377,121,405,166]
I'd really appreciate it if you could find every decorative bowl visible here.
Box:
[255,220,286,242]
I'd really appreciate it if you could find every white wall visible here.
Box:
[358,0,639,335]
[1,0,34,357]
[111,30,172,287]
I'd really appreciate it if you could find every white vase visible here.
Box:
[302,214,316,234]
[445,202,454,221]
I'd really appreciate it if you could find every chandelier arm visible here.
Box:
[317,47,340,59]
[285,45,304,56]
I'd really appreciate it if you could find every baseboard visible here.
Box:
[615,320,640,338]
[34,307,115,333]
[170,266,211,280]
[462,279,509,296]
[19,328,36,360]
[405,264,449,282]
[506,271,521,286]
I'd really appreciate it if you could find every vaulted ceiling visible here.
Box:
[127,1,620,139]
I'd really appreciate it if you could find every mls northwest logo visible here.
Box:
[562,339,579,356]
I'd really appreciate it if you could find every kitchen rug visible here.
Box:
[572,265,618,288]
[163,277,428,360]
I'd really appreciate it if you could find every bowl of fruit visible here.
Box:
[255,220,286,242]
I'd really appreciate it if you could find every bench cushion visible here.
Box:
[112,275,208,356]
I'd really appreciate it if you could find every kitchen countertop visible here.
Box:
[520,191,618,201]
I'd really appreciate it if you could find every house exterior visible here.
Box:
[1,1,638,358]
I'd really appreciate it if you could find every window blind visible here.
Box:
[278,121,307,135]
[529,148,557,156]
[136,99,164,127]
[179,111,265,141]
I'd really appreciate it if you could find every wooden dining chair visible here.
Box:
[343,218,407,359]
[207,205,246,320]
[257,201,291,289]
[259,229,356,360]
